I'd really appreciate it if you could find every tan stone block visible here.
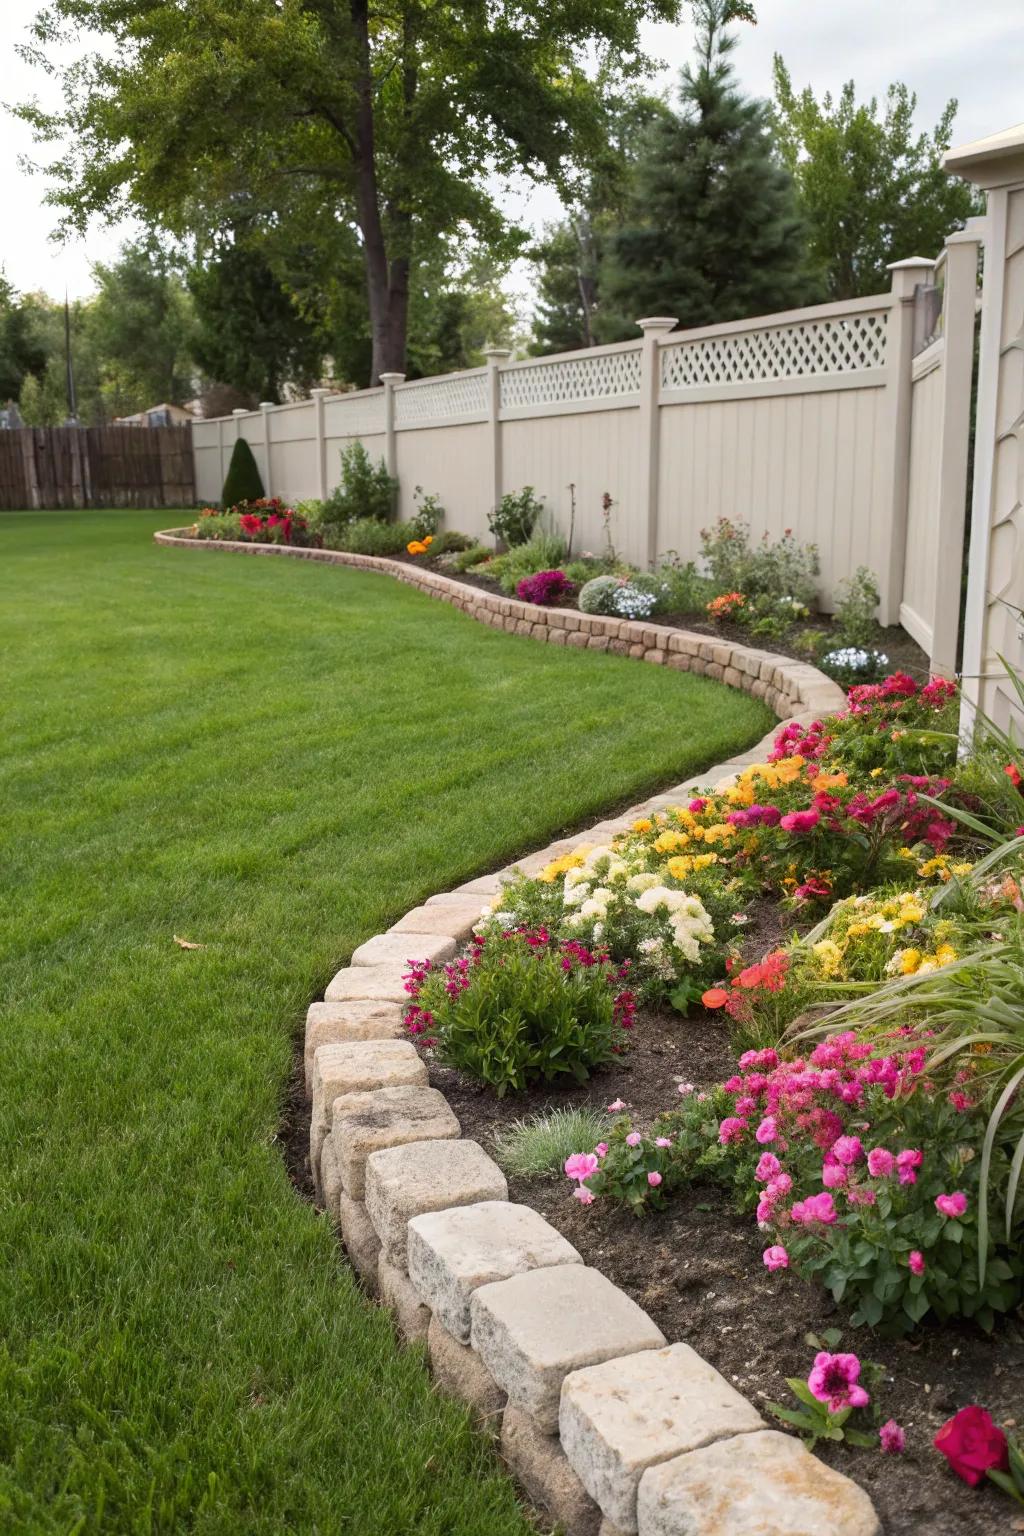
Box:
[389,900,485,941]
[428,1313,507,1427]
[350,931,456,969]
[366,1139,508,1268]
[643,649,665,665]
[566,631,589,648]
[331,1085,460,1199]
[338,1192,382,1293]
[378,1252,431,1344]
[324,965,409,1004]
[303,1000,406,1095]
[501,1405,602,1536]
[310,1040,427,1183]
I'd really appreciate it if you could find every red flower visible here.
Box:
[933,1406,1009,1487]
[702,987,730,1009]
[1006,762,1023,791]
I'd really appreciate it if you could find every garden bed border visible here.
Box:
[157,527,873,1534]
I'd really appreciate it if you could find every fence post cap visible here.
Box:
[259,400,275,410]
[309,387,332,398]
[379,371,406,384]
[482,346,513,361]
[636,316,678,334]
[231,407,249,415]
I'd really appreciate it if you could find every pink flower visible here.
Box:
[879,1419,906,1455]
[866,1147,896,1178]
[896,1147,923,1185]
[790,1192,838,1226]
[606,1099,626,1112]
[594,1142,609,1158]
[762,1245,789,1271]
[676,1081,695,1095]
[718,1116,748,1146]
[766,1173,792,1198]
[908,1250,926,1276]
[848,1186,876,1206]
[935,1191,968,1218]
[755,1116,778,1144]
[625,1132,642,1147]
[821,1158,848,1189]
[647,1171,663,1187]
[655,1136,673,1148]
[948,1091,971,1112]
[756,1197,774,1224]
[831,1134,864,1166]
[779,808,821,833]
[755,1152,782,1182]
[564,1153,599,1183]
[573,1186,595,1206]
[807,1351,870,1413]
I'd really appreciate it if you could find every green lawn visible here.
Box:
[0,510,772,1534]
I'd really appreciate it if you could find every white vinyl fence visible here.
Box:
[192,243,978,654]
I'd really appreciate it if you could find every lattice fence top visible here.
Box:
[394,372,488,426]
[328,391,385,437]
[660,312,888,391]
[500,347,642,411]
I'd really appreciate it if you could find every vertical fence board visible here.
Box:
[0,427,194,510]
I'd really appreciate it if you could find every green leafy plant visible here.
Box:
[448,542,493,572]
[831,566,882,648]
[488,486,544,547]
[428,529,473,556]
[220,436,264,507]
[321,441,397,533]
[487,529,568,594]
[699,518,819,606]
[411,486,445,539]
[333,517,420,556]
[492,1107,610,1178]
[765,1333,884,1450]
[578,574,622,614]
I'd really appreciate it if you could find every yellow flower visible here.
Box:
[812,770,848,791]
[899,948,923,974]
[407,539,428,555]
[632,818,653,833]
[774,755,806,785]
[538,850,586,883]
[870,767,884,779]
[703,822,738,845]
[654,830,688,853]
[812,939,844,977]
[933,943,958,967]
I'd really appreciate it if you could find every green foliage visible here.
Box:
[321,442,397,538]
[772,62,980,300]
[0,276,47,402]
[488,487,545,548]
[653,557,715,615]
[487,529,568,594]
[330,518,421,556]
[492,1107,611,1178]
[409,932,624,1096]
[831,566,881,647]
[599,1,816,338]
[699,518,820,606]
[578,575,622,615]
[410,487,445,540]
[221,437,265,507]
[448,543,494,573]
[428,530,474,556]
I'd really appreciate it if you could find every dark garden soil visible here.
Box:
[394,553,932,681]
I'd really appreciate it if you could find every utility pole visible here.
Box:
[64,291,79,424]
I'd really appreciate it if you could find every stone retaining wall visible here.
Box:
[158,527,873,1533]
[153,530,847,724]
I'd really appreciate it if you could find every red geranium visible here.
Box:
[934,1406,1009,1487]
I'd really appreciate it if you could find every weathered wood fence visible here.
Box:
[0,426,194,510]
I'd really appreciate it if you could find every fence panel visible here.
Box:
[0,426,194,510]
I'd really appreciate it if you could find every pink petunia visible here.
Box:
[762,1245,789,1271]
[935,1191,968,1218]
[718,1117,748,1146]
[755,1116,778,1144]
[755,1152,782,1183]
[866,1147,896,1178]
[879,1420,906,1455]
[606,1098,626,1112]
[896,1148,923,1185]
[625,1132,642,1147]
[779,808,821,834]
[807,1351,870,1413]
[831,1134,864,1166]
[573,1186,595,1206]
[655,1136,673,1148]
[564,1153,599,1183]
[908,1250,926,1276]
[647,1171,663,1187]
[594,1142,609,1158]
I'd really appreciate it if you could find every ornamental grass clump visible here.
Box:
[402,929,635,1096]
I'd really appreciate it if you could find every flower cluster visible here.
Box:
[706,591,745,620]
[195,497,317,547]
[515,569,577,606]
[407,533,434,556]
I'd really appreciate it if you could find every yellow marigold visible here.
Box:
[538,850,586,883]
[899,948,923,974]
[812,939,844,978]
[665,852,719,879]
[933,943,958,967]
[407,539,428,555]
[654,830,688,853]
[774,755,806,785]
[632,818,653,833]
[725,782,756,806]
[951,863,973,877]
[871,767,885,779]
[703,822,738,844]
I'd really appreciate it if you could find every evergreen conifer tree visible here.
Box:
[599,0,817,338]
[221,437,265,508]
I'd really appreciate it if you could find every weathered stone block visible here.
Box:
[501,1405,602,1536]
[310,1039,427,1180]
[452,873,505,896]
[338,1192,382,1293]
[350,931,456,969]
[330,1085,460,1198]
[365,1139,508,1267]
[324,965,409,1004]
[470,1266,665,1434]
[319,1137,342,1222]
[635,1430,880,1536]
[303,1000,406,1095]
[408,1200,582,1343]
[560,1343,764,1533]
[378,1253,431,1344]
[427,1313,507,1427]
[388,900,485,940]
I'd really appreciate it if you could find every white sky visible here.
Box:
[2,0,1023,303]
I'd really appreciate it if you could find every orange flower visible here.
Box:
[407,539,427,555]
[702,987,730,1009]
[812,770,848,791]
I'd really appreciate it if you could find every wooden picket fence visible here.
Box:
[0,426,194,510]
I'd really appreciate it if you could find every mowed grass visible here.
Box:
[0,510,772,1534]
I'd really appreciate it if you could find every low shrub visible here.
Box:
[428,530,474,555]
[332,517,420,556]
[493,1107,610,1178]
[403,929,634,1096]
[321,441,397,534]
[578,575,621,614]
[193,500,318,547]
[654,557,715,615]
[448,543,493,572]
[832,566,882,648]
[487,530,568,594]
[410,487,444,539]
[488,487,545,547]
[516,569,577,606]
[700,517,820,607]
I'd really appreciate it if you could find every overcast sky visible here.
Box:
[2,0,1022,303]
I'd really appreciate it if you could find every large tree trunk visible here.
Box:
[350,0,407,382]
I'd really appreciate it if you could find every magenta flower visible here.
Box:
[866,1146,896,1178]
[790,1192,838,1226]
[594,1142,609,1158]
[807,1351,870,1413]
[573,1186,595,1206]
[564,1152,599,1183]
[821,1158,848,1189]
[879,1420,906,1455]
[896,1148,923,1185]
[606,1098,626,1112]
[831,1134,864,1166]
[779,808,821,833]
[647,1171,663,1187]
[762,1245,789,1271]
[755,1152,782,1182]
[755,1116,778,1144]
[908,1250,926,1276]
[718,1116,747,1146]
[935,1191,968,1218]
[625,1132,642,1148]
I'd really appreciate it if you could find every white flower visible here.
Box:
[627,872,659,894]
[635,885,682,915]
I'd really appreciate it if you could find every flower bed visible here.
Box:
[398,668,1024,1534]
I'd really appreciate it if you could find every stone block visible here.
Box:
[643,649,665,665]
[501,1405,602,1536]
[324,965,409,1004]
[635,1430,880,1536]
[566,631,589,648]
[330,1085,460,1198]
[389,900,485,940]
[310,1039,427,1181]
[338,1192,382,1293]
[470,1266,665,1434]
[378,1253,431,1344]
[560,1343,764,1533]
[350,931,456,969]
[452,873,505,896]
[427,1313,507,1427]
[365,1139,508,1268]
[303,1000,406,1094]
[408,1200,582,1343]
[319,1137,342,1222]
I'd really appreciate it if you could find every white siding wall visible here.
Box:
[901,343,945,649]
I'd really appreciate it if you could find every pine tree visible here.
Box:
[221,437,265,509]
[599,0,817,339]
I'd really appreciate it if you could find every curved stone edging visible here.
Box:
[153,529,847,724]
[157,527,871,1532]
